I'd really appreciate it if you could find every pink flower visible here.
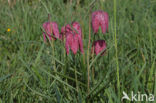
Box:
[72,22,82,37]
[42,22,60,41]
[65,22,84,55]
[91,40,106,55]
[92,10,109,34]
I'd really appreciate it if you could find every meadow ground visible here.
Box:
[0,0,156,103]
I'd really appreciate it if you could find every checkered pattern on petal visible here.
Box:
[92,40,106,55]
[92,10,109,34]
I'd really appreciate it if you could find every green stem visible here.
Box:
[75,66,78,92]
[91,35,95,84]
[87,9,91,97]
[114,0,120,99]
[74,55,78,92]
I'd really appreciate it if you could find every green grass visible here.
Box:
[0,0,156,102]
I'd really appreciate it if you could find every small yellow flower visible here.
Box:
[7,28,11,32]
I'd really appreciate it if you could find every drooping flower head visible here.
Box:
[65,22,84,55]
[91,40,106,55]
[92,10,109,34]
[42,22,60,41]
[72,22,82,37]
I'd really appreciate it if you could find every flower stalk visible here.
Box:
[87,9,91,95]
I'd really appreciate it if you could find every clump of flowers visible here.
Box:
[91,10,109,55]
[42,10,109,56]
[64,22,84,55]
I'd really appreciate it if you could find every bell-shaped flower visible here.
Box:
[65,22,84,55]
[91,40,106,55]
[42,22,60,41]
[72,22,82,37]
[92,10,109,34]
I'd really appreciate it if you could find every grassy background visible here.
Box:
[0,0,156,102]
